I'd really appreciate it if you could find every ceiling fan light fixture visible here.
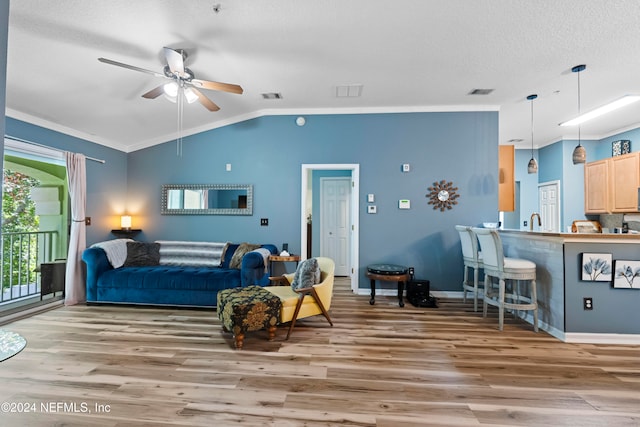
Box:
[163,82,179,98]
[184,87,198,104]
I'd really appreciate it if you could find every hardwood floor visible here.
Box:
[1,278,639,426]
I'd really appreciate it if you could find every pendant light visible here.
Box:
[527,94,538,174]
[571,64,587,164]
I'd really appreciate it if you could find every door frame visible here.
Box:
[301,164,359,292]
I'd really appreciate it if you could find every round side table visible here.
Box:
[366,263,410,307]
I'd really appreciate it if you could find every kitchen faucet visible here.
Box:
[530,212,541,231]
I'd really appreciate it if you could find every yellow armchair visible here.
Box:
[265,257,335,339]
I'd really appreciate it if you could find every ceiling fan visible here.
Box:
[98,47,243,112]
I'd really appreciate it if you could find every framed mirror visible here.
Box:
[161,184,253,215]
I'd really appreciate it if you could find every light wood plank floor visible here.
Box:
[1,278,639,426]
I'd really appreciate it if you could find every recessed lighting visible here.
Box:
[261,92,283,100]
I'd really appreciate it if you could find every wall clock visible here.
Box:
[427,180,459,211]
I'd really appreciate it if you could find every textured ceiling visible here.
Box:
[6,0,640,152]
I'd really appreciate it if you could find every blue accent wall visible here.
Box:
[127,112,499,292]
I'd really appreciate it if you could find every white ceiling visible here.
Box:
[6,0,640,153]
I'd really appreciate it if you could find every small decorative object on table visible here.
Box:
[612,139,631,156]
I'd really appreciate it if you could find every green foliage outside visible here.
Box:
[2,169,41,290]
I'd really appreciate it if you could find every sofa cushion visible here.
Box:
[123,242,161,267]
[291,258,320,290]
[156,240,228,267]
[221,243,239,269]
[229,242,261,269]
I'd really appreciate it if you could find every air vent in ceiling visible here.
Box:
[469,88,494,95]
[262,92,283,100]
[336,84,363,98]
[508,139,524,143]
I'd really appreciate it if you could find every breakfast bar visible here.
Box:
[498,229,640,343]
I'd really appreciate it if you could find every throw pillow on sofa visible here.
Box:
[123,242,161,267]
[229,242,261,269]
[291,258,321,290]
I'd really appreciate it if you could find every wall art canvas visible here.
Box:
[581,253,612,281]
[613,260,640,289]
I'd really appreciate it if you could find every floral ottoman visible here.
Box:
[217,286,282,349]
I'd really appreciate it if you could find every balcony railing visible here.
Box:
[1,231,60,305]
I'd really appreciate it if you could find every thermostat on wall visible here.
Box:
[399,199,411,209]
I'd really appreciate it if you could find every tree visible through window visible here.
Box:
[2,169,41,290]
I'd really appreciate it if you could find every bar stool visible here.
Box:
[455,225,484,311]
[472,227,538,332]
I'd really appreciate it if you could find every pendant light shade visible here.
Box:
[570,64,587,164]
[527,94,538,174]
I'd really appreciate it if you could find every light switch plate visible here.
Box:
[399,199,410,209]
[402,163,410,172]
[367,194,375,203]
[367,205,377,214]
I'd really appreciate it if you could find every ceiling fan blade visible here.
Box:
[164,47,185,76]
[98,57,165,78]
[141,85,165,99]
[191,88,220,111]
[191,78,243,95]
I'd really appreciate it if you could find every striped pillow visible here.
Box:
[156,241,229,267]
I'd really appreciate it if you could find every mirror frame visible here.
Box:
[161,184,253,215]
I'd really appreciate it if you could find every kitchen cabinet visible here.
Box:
[610,152,639,212]
[584,152,640,214]
[498,145,515,212]
[584,159,609,214]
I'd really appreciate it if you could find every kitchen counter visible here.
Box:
[496,229,640,344]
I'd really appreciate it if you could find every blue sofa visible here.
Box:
[83,241,277,307]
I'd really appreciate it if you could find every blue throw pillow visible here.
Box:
[291,258,320,290]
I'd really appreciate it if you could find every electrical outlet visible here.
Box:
[583,297,593,310]
[260,218,269,226]
[524,220,528,227]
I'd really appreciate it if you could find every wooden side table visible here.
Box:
[366,263,410,307]
[268,255,301,278]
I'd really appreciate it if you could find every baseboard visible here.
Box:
[562,333,640,345]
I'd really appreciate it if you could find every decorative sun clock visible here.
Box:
[427,180,459,211]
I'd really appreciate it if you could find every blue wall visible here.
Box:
[127,112,500,292]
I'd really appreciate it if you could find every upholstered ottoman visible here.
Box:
[217,286,282,349]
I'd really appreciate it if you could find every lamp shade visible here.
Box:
[120,215,132,230]
[572,144,586,164]
[527,157,538,174]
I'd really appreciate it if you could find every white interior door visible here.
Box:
[320,177,350,276]
[539,180,561,232]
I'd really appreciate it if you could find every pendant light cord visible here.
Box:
[530,98,534,157]
[577,68,582,147]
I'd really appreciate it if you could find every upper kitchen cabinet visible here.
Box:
[610,152,640,212]
[584,152,640,214]
[585,159,609,214]
[498,145,515,212]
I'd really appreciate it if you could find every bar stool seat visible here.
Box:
[455,225,484,312]
[472,227,538,332]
